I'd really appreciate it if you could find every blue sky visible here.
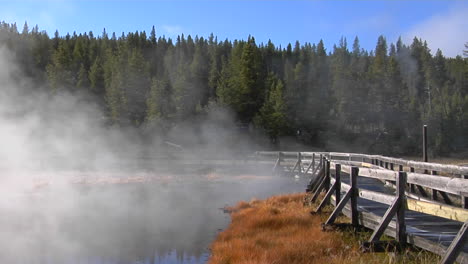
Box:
[1,0,467,57]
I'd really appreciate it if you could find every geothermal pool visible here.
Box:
[0,166,309,264]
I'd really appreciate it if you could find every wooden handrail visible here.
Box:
[256,151,468,175]
[282,152,468,264]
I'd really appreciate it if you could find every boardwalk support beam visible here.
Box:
[323,167,359,228]
[361,171,407,251]
[440,220,468,264]
[272,152,283,174]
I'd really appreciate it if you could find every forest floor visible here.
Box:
[208,192,439,264]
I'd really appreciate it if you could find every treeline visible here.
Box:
[1,22,467,156]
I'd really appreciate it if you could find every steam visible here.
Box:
[0,44,305,263]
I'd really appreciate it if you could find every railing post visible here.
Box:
[312,153,316,172]
[410,167,415,193]
[297,152,302,173]
[440,220,468,264]
[273,152,283,175]
[431,170,438,201]
[320,154,323,169]
[463,175,468,209]
[335,164,341,206]
[325,159,331,191]
[396,171,407,246]
[351,167,359,228]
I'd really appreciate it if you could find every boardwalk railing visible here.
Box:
[255,151,468,264]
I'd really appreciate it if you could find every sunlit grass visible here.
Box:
[209,193,439,264]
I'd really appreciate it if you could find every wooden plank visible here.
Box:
[332,196,468,264]
[304,153,315,174]
[294,151,468,175]
[369,196,401,242]
[310,174,327,203]
[307,166,324,193]
[306,166,324,192]
[325,189,352,225]
[410,167,416,193]
[303,160,314,174]
[335,164,341,206]
[325,160,331,191]
[358,189,394,205]
[407,199,468,222]
[440,220,468,264]
[315,181,337,213]
[396,172,407,246]
[463,175,468,209]
[432,170,439,201]
[357,167,397,181]
[407,172,468,196]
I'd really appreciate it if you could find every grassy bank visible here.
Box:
[209,193,438,264]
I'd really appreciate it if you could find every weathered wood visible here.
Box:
[304,161,314,174]
[335,164,341,206]
[307,166,324,193]
[332,195,468,264]
[356,167,397,181]
[313,153,315,171]
[410,167,416,193]
[432,170,439,201]
[407,172,468,196]
[396,171,407,246]
[351,167,359,228]
[440,220,468,264]
[325,160,331,191]
[369,196,402,242]
[406,199,468,222]
[331,193,468,264]
[315,181,337,213]
[324,188,352,225]
[272,157,280,173]
[290,152,302,174]
[310,173,328,203]
[463,175,468,210]
[358,188,394,205]
[302,151,468,174]
[298,152,302,172]
[439,191,453,205]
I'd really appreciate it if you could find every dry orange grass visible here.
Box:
[208,193,363,264]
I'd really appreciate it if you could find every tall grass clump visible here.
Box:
[209,193,439,264]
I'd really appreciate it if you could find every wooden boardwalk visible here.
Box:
[341,174,468,261]
[256,151,468,264]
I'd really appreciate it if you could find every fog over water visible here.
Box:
[0,46,308,263]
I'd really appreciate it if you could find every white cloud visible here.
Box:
[404,4,468,57]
